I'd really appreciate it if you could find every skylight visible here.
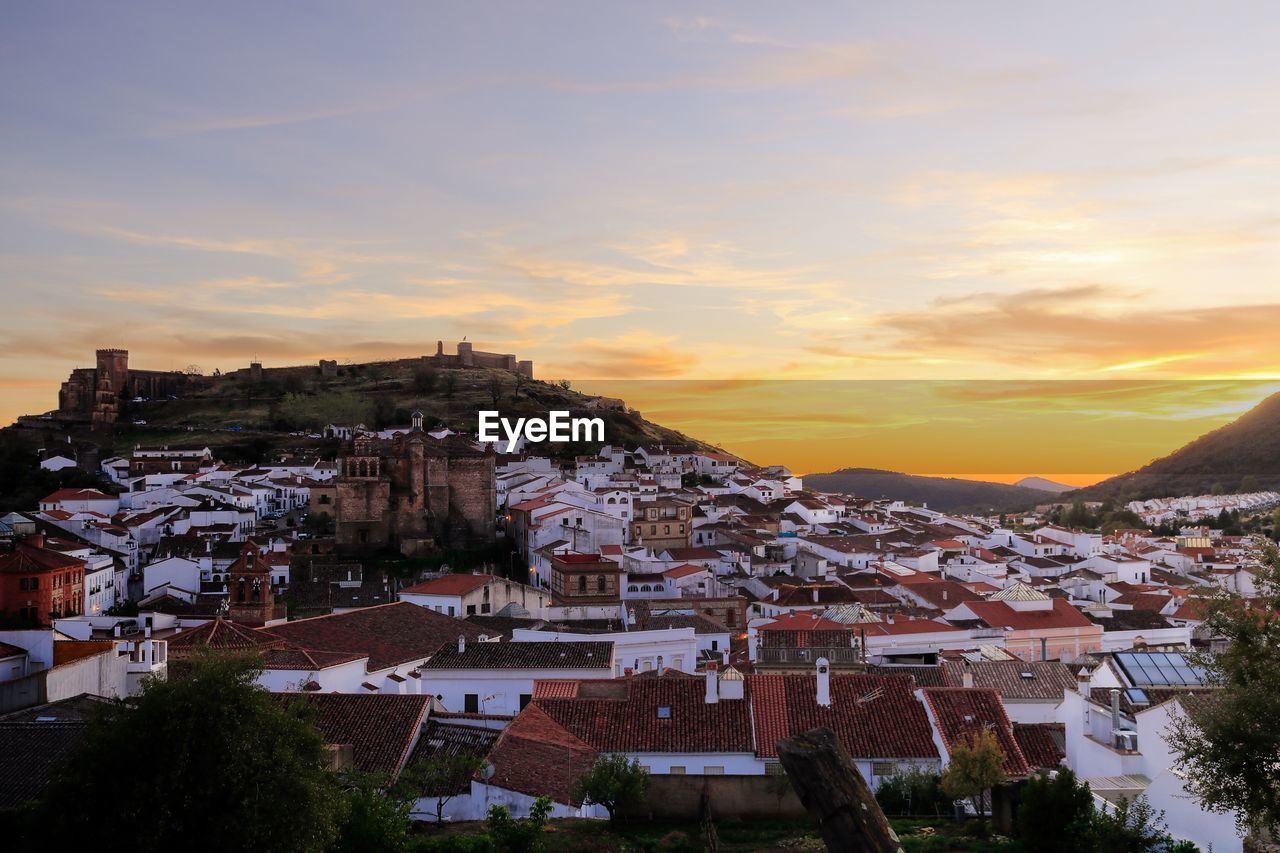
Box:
[656,706,671,719]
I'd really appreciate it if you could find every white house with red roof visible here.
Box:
[398,573,550,619]
[38,488,119,515]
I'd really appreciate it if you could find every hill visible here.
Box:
[1072,391,1280,501]
[1014,476,1075,494]
[2,359,719,467]
[803,468,1056,514]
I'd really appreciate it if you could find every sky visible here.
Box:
[3,2,1280,481]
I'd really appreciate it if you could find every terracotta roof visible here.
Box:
[167,618,286,656]
[0,546,83,575]
[265,602,485,671]
[284,693,429,779]
[404,721,500,796]
[941,661,1078,701]
[421,641,614,670]
[963,599,1095,631]
[534,676,755,754]
[399,574,492,597]
[260,647,368,670]
[1013,722,1065,771]
[485,704,597,806]
[39,488,115,504]
[758,612,851,633]
[921,687,1029,777]
[751,673,938,761]
[861,619,964,636]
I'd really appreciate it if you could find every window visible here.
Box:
[464,694,479,713]
[704,766,724,775]
[597,576,606,593]
[656,706,671,719]
[711,640,719,651]
[466,604,477,615]
[447,606,456,616]
[577,575,587,593]
[519,693,532,710]
[872,762,897,777]
[669,766,686,775]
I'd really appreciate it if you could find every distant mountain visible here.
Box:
[1073,392,1280,501]
[803,468,1054,514]
[1014,476,1075,494]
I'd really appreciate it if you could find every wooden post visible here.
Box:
[776,727,904,853]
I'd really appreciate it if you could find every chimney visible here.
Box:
[1110,688,1122,733]
[816,658,831,707]
[811,587,819,604]
[705,662,720,704]
[23,532,45,550]
[1077,670,1091,697]
[1040,637,1049,661]
[961,661,974,689]
[457,635,466,654]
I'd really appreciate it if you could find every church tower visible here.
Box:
[226,542,276,626]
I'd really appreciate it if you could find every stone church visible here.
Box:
[316,412,497,554]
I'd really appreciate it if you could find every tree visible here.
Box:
[1168,544,1280,837]
[441,371,458,401]
[1089,795,1173,853]
[487,374,506,406]
[405,750,486,824]
[940,729,1006,820]
[412,364,437,394]
[571,752,651,823]
[875,766,947,816]
[485,796,552,852]
[1016,768,1095,853]
[1101,509,1146,535]
[31,653,344,852]
[332,773,413,853]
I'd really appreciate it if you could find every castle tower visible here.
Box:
[226,542,275,626]
[96,348,129,393]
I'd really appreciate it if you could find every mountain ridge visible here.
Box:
[803,467,1057,514]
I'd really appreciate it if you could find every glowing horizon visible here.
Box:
[4,4,1280,480]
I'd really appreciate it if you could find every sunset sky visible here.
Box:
[4,3,1280,481]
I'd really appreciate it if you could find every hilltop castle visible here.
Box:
[48,342,533,428]
[57,349,201,426]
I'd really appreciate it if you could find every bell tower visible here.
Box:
[226,542,275,626]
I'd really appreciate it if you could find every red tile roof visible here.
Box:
[963,598,1095,631]
[920,688,1029,777]
[167,618,285,656]
[485,704,596,805]
[39,488,115,504]
[284,693,429,778]
[1013,722,1065,771]
[751,673,938,761]
[758,612,850,633]
[534,676,755,754]
[0,546,83,576]
[399,574,491,597]
[264,602,485,671]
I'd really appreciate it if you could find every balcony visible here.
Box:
[756,646,864,667]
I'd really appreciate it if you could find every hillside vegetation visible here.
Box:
[1073,392,1280,502]
[804,468,1056,514]
[3,361,717,466]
